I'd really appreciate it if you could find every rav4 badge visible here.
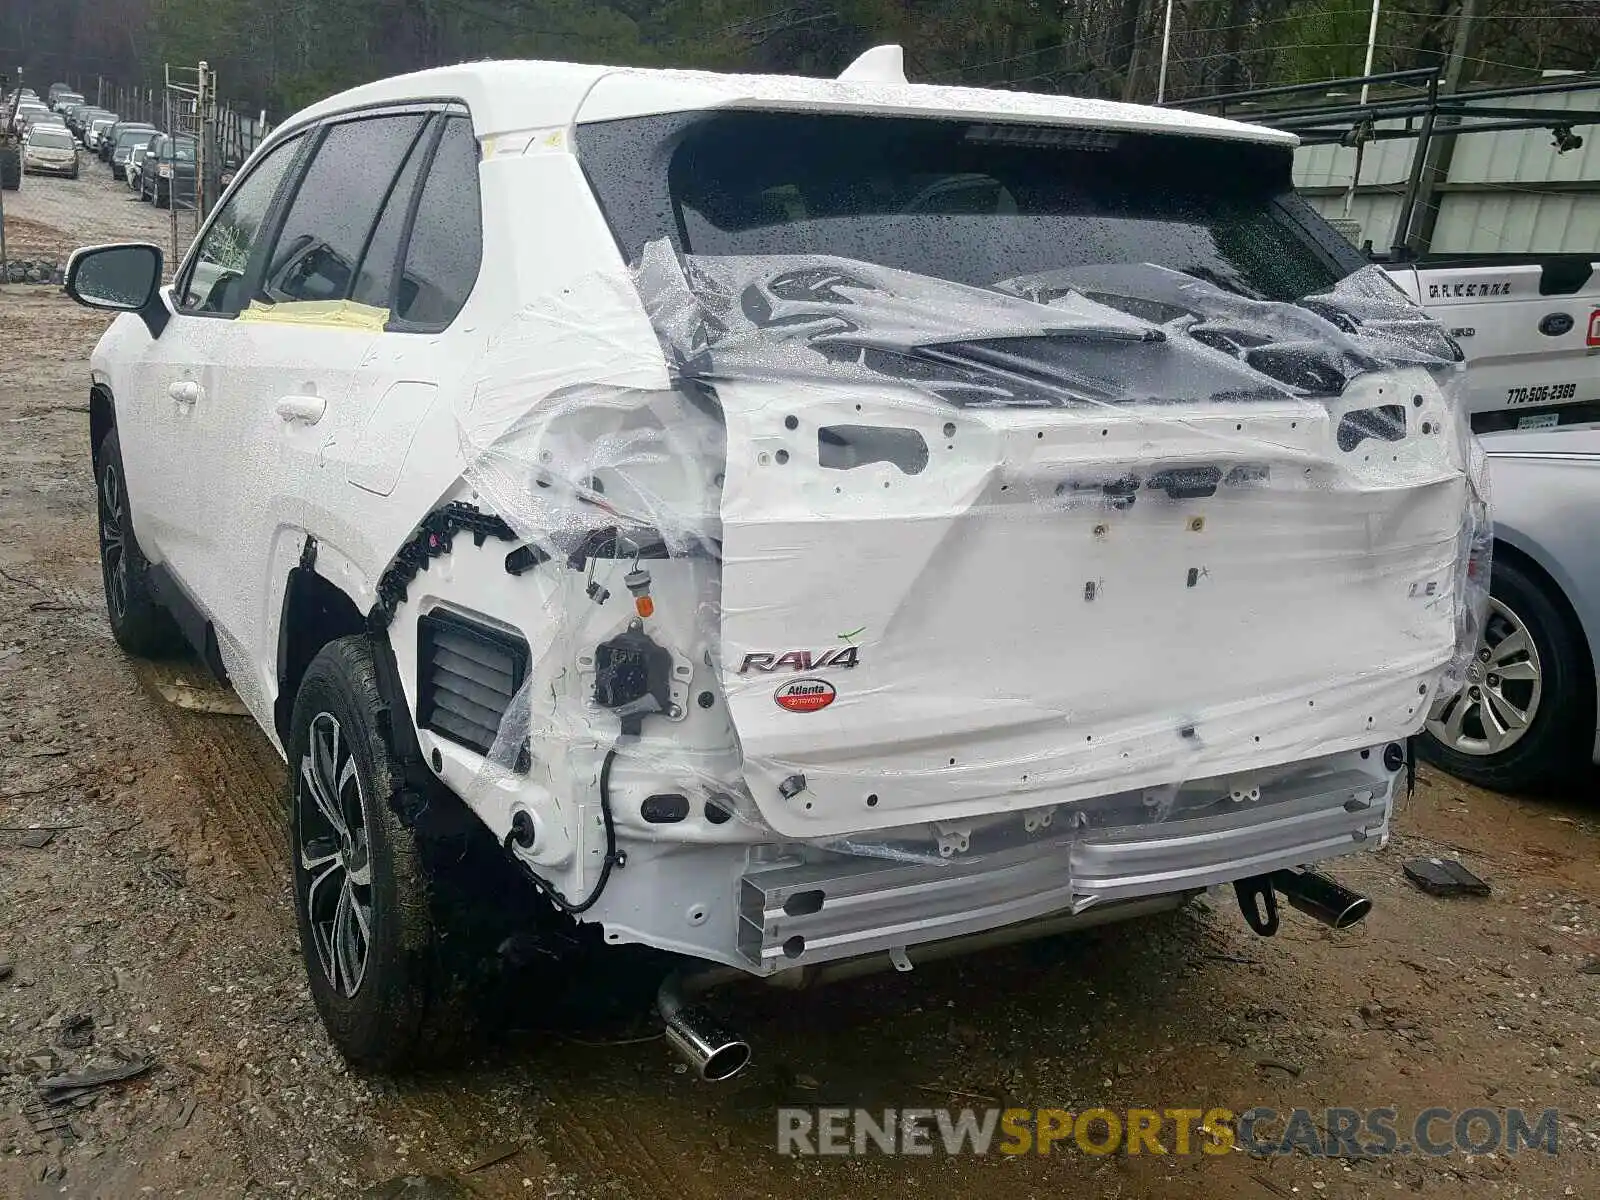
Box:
[740,647,860,673]
[775,678,837,713]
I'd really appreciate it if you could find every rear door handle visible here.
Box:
[275,394,327,425]
[168,380,202,405]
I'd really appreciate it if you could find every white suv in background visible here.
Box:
[65,49,1484,1079]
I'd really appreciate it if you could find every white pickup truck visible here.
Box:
[1387,256,1600,434]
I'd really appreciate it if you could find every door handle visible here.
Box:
[275,394,327,425]
[168,380,202,405]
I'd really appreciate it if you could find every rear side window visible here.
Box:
[391,115,481,329]
[578,112,1354,304]
[350,120,434,310]
[259,113,429,306]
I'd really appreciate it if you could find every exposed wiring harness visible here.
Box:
[503,745,626,915]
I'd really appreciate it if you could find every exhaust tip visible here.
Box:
[1329,894,1373,929]
[1270,868,1372,931]
[663,1005,752,1081]
[658,972,752,1082]
[701,1038,753,1082]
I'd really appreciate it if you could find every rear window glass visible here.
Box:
[578,112,1349,304]
[30,129,72,149]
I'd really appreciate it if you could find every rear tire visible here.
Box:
[94,428,183,657]
[1420,554,1593,792]
[289,637,476,1071]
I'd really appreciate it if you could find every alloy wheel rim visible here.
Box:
[296,712,374,998]
[98,461,128,621]
[1426,596,1543,757]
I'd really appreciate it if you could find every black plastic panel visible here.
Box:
[416,609,529,759]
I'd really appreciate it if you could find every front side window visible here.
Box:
[178,134,303,314]
[257,113,428,307]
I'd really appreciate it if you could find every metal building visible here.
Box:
[1295,84,1600,254]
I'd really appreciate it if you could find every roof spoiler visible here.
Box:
[838,45,907,85]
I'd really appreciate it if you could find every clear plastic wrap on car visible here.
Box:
[448,241,1488,871]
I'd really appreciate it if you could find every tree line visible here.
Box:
[4,0,1597,117]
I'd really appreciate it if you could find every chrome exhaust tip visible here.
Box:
[1235,869,1373,935]
[1272,868,1372,930]
[658,972,751,1082]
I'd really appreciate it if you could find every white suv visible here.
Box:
[66,48,1485,1078]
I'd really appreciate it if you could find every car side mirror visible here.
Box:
[64,243,169,337]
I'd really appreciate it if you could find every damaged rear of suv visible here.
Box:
[66,51,1487,1077]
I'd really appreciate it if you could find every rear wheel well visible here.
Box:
[275,566,368,747]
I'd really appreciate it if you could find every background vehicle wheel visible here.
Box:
[95,428,182,657]
[1421,553,1593,792]
[289,637,477,1071]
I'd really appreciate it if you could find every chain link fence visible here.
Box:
[94,64,270,261]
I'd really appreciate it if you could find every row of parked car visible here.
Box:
[6,83,79,178]
[69,100,197,208]
[6,81,195,205]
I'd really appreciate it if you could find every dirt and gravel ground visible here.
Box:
[2,151,1599,1200]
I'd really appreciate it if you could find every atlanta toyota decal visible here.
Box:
[774,678,837,713]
